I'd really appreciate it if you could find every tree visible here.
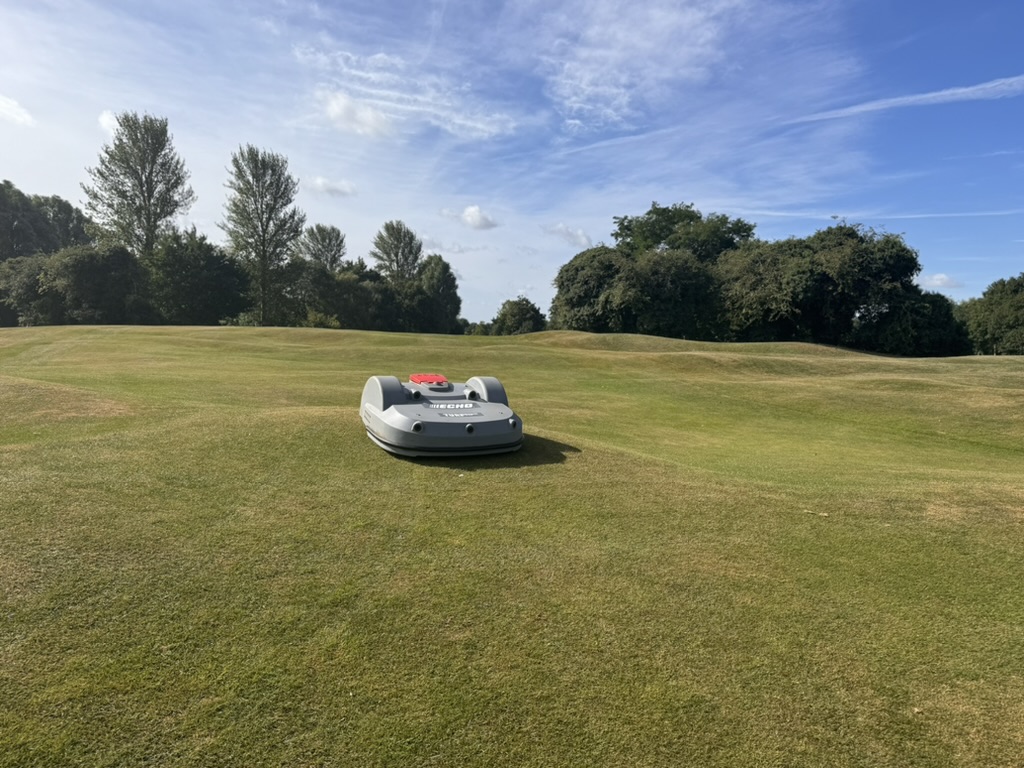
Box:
[146,229,248,324]
[959,274,1024,354]
[416,254,462,334]
[716,237,807,341]
[612,201,754,261]
[81,112,195,260]
[294,224,347,272]
[549,246,630,331]
[220,145,306,326]
[369,220,423,285]
[38,244,153,324]
[0,254,61,326]
[1,180,92,262]
[624,249,723,339]
[492,296,546,335]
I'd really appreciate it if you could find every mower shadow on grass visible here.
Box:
[400,432,580,470]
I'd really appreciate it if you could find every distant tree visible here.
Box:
[416,254,462,334]
[716,237,813,342]
[492,296,546,335]
[1,181,92,262]
[549,246,629,331]
[39,244,153,324]
[81,112,195,260]
[717,223,925,351]
[147,229,248,324]
[294,224,347,272]
[958,274,1024,355]
[0,254,61,325]
[624,249,724,339]
[849,288,971,356]
[369,220,423,286]
[220,144,306,325]
[612,201,754,261]
[31,193,92,251]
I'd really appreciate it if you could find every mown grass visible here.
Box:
[1,326,1022,767]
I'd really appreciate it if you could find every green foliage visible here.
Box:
[146,229,249,324]
[958,274,1024,354]
[612,201,754,260]
[415,254,462,334]
[549,246,629,331]
[369,219,423,285]
[0,253,60,325]
[294,223,347,272]
[0,180,92,262]
[492,296,546,335]
[81,112,195,259]
[220,145,306,326]
[38,244,153,324]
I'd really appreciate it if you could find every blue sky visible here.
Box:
[1,0,1021,322]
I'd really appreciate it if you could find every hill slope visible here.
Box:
[2,327,1022,767]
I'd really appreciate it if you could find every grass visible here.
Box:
[1,325,1022,767]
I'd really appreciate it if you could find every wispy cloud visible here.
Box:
[878,208,1024,220]
[790,74,1024,123]
[544,223,592,249]
[506,0,746,132]
[0,94,34,126]
[298,45,516,140]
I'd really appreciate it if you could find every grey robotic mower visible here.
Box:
[361,373,523,457]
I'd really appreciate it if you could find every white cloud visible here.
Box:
[0,94,34,126]
[918,273,964,290]
[544,223,592,249]
[98,109,118,136]
[459,205,498,230]
[791,74,1024,124]
[307,175,357,197]
[321,90,392,137]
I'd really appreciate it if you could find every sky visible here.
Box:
[1,0,1022,322]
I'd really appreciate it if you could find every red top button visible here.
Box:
[409,373,448,385]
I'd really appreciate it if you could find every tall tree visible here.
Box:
[220,145,306,326]
[81,112,195,260]
[294,223,347,272]
[369,220,423,285]
[416,254,462,334]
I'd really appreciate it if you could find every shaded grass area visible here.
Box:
[2,326,1023,766]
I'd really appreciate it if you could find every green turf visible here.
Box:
[2,326,1022,767]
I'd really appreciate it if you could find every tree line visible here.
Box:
[1,112,1021,354]
[547,202,995,356]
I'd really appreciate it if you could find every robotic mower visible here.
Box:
[360,373,523,457]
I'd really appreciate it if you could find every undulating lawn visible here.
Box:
[1,326,1022,767]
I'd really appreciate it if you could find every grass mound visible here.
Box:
[2,326,1022,767]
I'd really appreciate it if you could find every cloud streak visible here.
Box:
[790,74,1024,123]
[0,94,34,126]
